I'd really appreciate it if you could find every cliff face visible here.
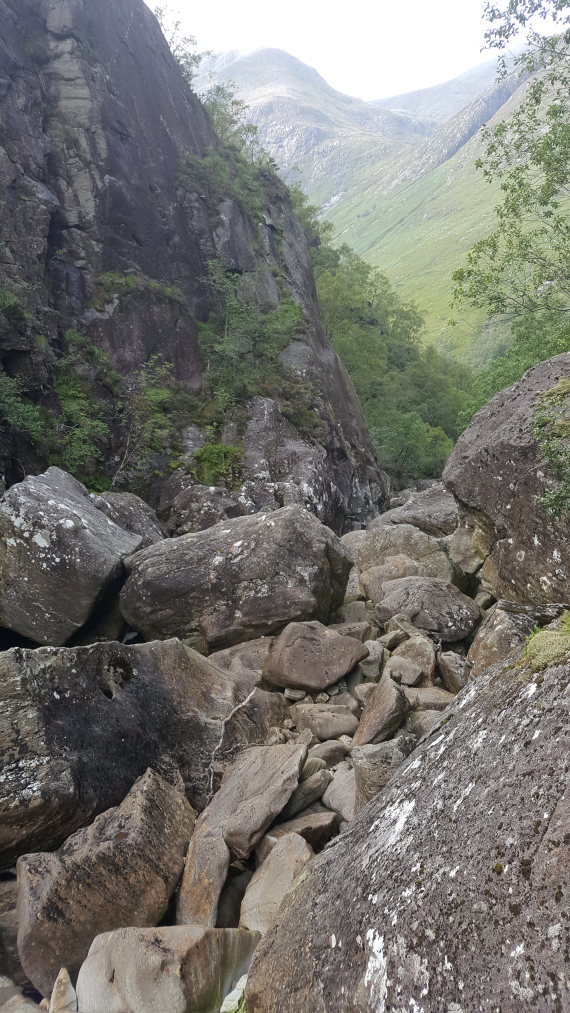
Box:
[0,0,387,529]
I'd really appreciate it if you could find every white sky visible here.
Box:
[148,0,496,100]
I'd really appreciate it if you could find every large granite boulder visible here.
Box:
[355,523,455,584]
[246,649,570,1012]
[444,353,570,602]
[375,576,482,641]
[372,482,458,537]
[120,505,352,650]
[76,926,259,1013]
[263,621,368,691]
[0,639,285,864]
[158,473,253,536]
[17,770,193,997]
[89,490,164,548]
[0,468,141,645]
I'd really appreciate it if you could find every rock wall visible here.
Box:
[0,0,388,529]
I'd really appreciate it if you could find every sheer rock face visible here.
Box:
[0,0,387,529]
[444,353,570,602]
[120,506,352,650]
[0,638,285,864]
[246,653,570,1013]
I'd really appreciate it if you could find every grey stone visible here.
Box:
[0,468,141,645]
[308,741,349,767]
[384,655,423,687]
[89,490,164,548]
[372,483,458,537]
[351,672,409,747]
[278,769,332,820]
[240,833,313,934]
[121,506,352,650]
[263,621,367,691]
[467,603,541,679]
[403,685,456,711]
[438,651,468,693]
[290,704,359,741]
[321,764,357,823]
[375,577,482,642]
[76,926,260,1013]
[356,523,455,583]
[352,735,416,810]
[392,635,436,683]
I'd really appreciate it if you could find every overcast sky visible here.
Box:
[148,0,500,100]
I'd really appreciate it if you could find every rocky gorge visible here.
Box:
[0,0,570,1011]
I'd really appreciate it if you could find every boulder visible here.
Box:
[0,639,285,864]
[308,741,348,767]
[246,649,570,1012]
[352,735,416,810]
[351,672,409,747]
[403,685,456,711]
[240,833,314,934]
[0,879,26,991]
[89,491,164,548]
[383,655,423,687]
[260,807,339,856]
[375,576,482,642]
[76,926,259,1013]
[321,765,357,823]
[290,703,359,741]
[176,742,307,927]
[392,636,436,683]
[408,709,443,738]
[17,770,193,997]
[120,505,352,650]
[467,603,542,679]
[278,769,332,821]
[209,638,274,675]
[47,969,76,1013]
[438,651,468,693]
[444,353,570,602]
[158,473,252,536]
[356,524,455,584]
[360,557,419,602]
[263,621,367,691]
[0,468,141,645]
[372,483,458,537]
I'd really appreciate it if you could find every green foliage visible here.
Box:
[91,273,185,310]
[0,287,29,327]
[153,5,207,85]
[112,356,194,495]
[202,80,260,158]
[191,442,244,487]
[49,330,113,487]
[532,376,570,514]
[295,203,471,478]
[523,621,570,669]
[0,369,43,440]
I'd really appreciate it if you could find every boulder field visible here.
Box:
[1,357,570,1011]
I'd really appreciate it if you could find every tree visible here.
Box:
[152,5,207,85]
[454,2,570,318]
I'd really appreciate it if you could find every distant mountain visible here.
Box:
[195,49,434,205]
[373,58,501,123]
[196,49,527,364]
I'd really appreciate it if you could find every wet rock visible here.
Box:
[240,833,313,934]
[321,764,357,823]
[89,491,164,548]
[76,926,259,1013]
[375,576,482,641]
[438,651,468,693]
[0,639,284,864]
[121,505,351,650]
[356,523,455,583]
[372,483,458,537]
[0,468,141,645]
[444,353,570,602]
[289,703,359,741]
[262,621,367,692]
[352,735,416,810]
[351,672,409,747]
[177,742,307,927]
[246,650,570,1012]
[17,770,193,997]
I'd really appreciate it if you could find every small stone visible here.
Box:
[403,686,456,711]
[384,656,423,687]
[377,629,407,650]
[408,709,443,738]
[351,672,409,747]
[392,636,436,683]
[308,741,349,767]
[352,735,416,811]
[284,688,306,702]
[278,769,332,821]
[240,833,314,934]
[48,968,77,1012]
[290,704,359,742]
[257,807,338,860]
[322,765,357,822]
[438,652,468,693]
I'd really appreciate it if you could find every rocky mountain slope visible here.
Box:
[201,49,526,362]
[2,354,570,1012]
[0,0,388,531]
